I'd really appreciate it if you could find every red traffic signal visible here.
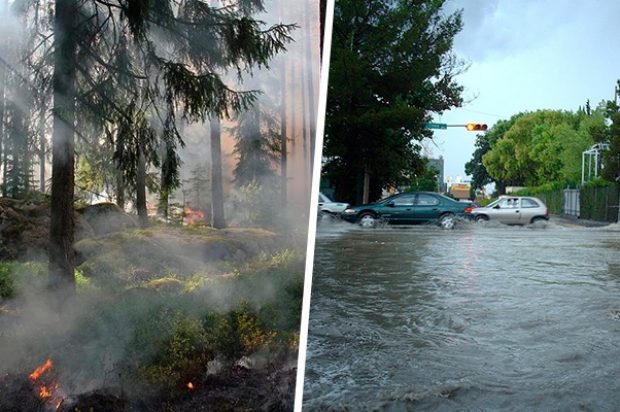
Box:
[466,123,488,132]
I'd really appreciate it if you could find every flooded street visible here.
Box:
[303,220,620,411]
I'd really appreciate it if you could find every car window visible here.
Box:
[498,198,519,208]
[319,193,327,202]
[521,198,539,208]
[392,194,415,206]
[416,194,439,206]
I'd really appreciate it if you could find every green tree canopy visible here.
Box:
[323,0,465,204]
[481,109,603,188]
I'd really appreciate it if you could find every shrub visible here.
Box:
[124,307,211,393]
[0,261,14,299]
[203,303,276,361]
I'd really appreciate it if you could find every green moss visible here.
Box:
[74,267,96,291]
[143,277,184,294]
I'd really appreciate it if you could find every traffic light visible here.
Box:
[466,123,488,132]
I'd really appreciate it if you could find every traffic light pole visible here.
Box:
[424,122,488,131]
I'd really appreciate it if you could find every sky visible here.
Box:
[427,0,620,183]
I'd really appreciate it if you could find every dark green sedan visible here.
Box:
[341,191,473,229]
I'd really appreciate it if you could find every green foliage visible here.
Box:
[74,267,95,290]
[407,160,439,192]
[0,262,15,299]
[582,177,616,188]
[1,93,33,199]
[232,104,280,187]
[123,302,283,393]
[323,0,465,204]
[182,165,210,213]
[580,184,620,222]
[465,133,493,191]
[124,307,211,392]
[229,181,281,227]
[203,303,275,361]
[600,85,620,181]
[514,180,573,196]
[0,261,49,300]
[482,109,602,188]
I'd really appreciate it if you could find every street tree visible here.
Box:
[323,0,465,205]
[600,83,620,181]
[481,110,603,190]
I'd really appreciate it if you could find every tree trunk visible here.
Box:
[136,148,148,227]
[115,140,125,209]
[280,60,288,207]
[116,170,124,209]
[38,101,46,192]
[159,184,169,220]
[362,166,370,204]
[301,59,310,205]
[49,0,78,294]
[210,116,226,228]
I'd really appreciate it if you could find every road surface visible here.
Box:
[303,219,620,411]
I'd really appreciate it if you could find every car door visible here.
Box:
[380,194,416,223]
[489,197,522,224]
[318,192,328,212]
[412,193,442,222]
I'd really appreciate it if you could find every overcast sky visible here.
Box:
[428,0,620,183]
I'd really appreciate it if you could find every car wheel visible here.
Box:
[475,215,489,223]
[439,213,456,230]
[530,216,547,225]
[358,212,377,228]
[317,210,328,224]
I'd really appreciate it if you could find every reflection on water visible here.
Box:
[304,221,620,411]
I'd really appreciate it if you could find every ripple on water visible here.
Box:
[304,224,620,410]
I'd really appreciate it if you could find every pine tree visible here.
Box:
[47,0,295,292]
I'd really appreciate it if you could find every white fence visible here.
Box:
[563,189,580,217]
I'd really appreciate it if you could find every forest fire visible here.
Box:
[183,207,205,225]
[28,359,64,410]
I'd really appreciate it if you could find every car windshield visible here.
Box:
[486,198,501,208]
[319,192,332,202]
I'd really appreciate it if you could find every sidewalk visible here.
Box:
[551,214,614,228]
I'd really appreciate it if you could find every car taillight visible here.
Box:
[465,207,473,213]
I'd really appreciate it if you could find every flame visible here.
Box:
[187,382,195,390]
[28,359,64,410]
[183,207,205,225]
[39,385,52,398]
[29,359,53,381]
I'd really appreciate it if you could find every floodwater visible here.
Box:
[303,220,620,411]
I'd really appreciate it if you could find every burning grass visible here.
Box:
[0,225,304,411]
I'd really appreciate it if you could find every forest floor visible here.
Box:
[0,199,304,411]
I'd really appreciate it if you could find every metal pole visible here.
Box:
[582,152,585,185]
[595,151,599,178]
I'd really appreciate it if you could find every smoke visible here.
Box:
[0,1,319,404]
[0,224,305,396]
[169,0,321,230]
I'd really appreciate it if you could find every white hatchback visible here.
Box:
[319,192,349,215]
[469,196,548,225]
